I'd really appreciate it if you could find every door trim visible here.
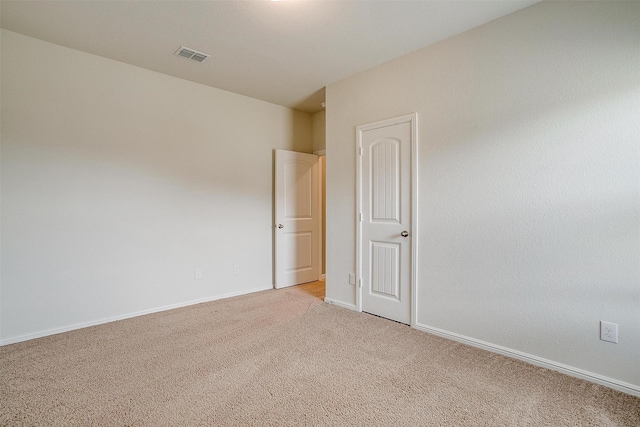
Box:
[356,113,418,326]
[317,155,326,281]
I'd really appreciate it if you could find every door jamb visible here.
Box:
[314,151,326,281]
[355,113,418,327]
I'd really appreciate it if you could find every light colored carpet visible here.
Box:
[1,285,638,426]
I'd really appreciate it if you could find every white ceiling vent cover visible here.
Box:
[174,46,210,63]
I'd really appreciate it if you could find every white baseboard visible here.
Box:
[324,298,356,311]
[0,285,273,346]
[413,322,640,397]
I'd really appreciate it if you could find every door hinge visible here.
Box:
[358,278,362,288]
[359,213,362,222]
[358,146,362,156]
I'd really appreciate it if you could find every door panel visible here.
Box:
[359,117,414,324]
[284,161,312,219]
[283,232,313,270]
[371,241,400,299]
[371,139,400,223]
[275,150,319,288]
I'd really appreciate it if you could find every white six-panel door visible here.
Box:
[275,150,319,288]
[357,114,416,324]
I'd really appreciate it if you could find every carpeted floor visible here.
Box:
[1,284,638,426]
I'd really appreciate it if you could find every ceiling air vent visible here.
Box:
[174,46,210,63]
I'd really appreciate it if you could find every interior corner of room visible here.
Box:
[1,0,638,400]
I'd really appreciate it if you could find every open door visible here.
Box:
[275,150,320,288]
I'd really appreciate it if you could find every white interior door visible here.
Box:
[357,114,416,324]
[275,150,319,288]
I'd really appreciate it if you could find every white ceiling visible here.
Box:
[0,0,539,113]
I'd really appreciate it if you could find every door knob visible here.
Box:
[401,230,409,237]
[278,224,284,229]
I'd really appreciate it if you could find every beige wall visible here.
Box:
[311,110,326,153]
[0,30,312,342]
[312,110,326,275]
[326,2,639,391]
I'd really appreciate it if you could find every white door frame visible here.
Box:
[356,113,418,326]
[314,151,326,281]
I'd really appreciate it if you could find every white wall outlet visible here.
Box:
[195,269,202,280]
[348,273,356,285]
[600,321,618,343]
[233,264,240,274]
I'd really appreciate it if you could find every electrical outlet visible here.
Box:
[195,269,202,280]
[234,264,240,274]
[600,321,618,344]
[348,273,356,285]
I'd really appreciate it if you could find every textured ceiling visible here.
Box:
[0,0,539,113]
